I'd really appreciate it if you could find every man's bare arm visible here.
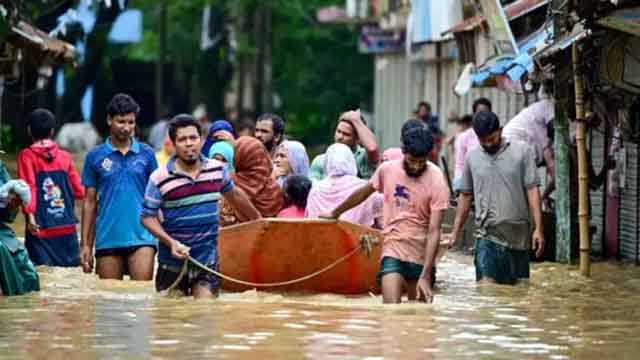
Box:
[450,192,473,246]
[422,209,445,276]
[81,188,97,250]
[327,183,376,219]
[344,110,380,164]
[222,187,261,221]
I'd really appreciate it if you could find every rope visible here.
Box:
[166,234,376,291]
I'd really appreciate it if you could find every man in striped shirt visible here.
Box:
[141,115,260,299]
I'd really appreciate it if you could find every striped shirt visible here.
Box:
[141,156,234,267]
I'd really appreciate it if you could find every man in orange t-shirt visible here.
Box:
[324,121,449,303]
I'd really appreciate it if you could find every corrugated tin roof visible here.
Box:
[10,21,75,63]
[471,23,553,84]
[442,0,549,35]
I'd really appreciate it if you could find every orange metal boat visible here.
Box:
[218,218,383,294]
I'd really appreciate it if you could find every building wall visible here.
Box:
[588,126,606,255]
[619,142,639,261]
[372,49,525,151]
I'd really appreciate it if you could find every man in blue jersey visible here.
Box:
[80,93,158,280]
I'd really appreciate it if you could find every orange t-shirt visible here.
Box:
[369,160,450,265]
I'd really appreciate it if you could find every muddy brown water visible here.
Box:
[2,253,640,359]
[2,156,640,359]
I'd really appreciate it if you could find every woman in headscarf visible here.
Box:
[201,120,236,157]
[0,164,40,296]
[306,143,382,228]
[273,140,310,187]
[219,137,284,226]
[208,140,235,172]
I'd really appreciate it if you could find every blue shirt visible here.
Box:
[141,156,233,267]
[82,137,158,250]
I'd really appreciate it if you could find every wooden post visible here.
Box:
[572,43,591,276]
[553,0,572,263]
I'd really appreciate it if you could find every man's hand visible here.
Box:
[319,211,338,220]
[416,275,434,303]
[213,130,235,144]
[340,109,362,125]
[532,229,545,258]
[170,240,190,260]
[27,213,40,235]
[79,245,94,273]
[448,230,461,249]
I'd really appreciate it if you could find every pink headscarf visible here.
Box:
[305,143,382,227]
[382,147,403,162]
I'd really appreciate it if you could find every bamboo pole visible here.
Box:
[572,43,591,277]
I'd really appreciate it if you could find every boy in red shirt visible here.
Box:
[18,109,85,267]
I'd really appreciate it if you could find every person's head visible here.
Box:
[456,114,473,130]
[401,124,433,178]
[28,108,56,141]
[255,113,285,152]
[325,143,358,178]
[417,101,431,118]
[233,136,274,183]
[473,111,502,154]
[209,140,235,171]
[168,114,203,165]
[209,120,236,141]
[472,97,492,114]
[334,119,358,149]
[106,93,140,142]
[274,140,310,178]
[235,112,256,137]
[282,175,312,209]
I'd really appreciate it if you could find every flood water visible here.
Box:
[2,252,640,359]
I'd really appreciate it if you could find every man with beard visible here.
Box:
[81,94,158,280]
[255,113,285,158]
[449,111,544,285]
[309,109,380,181]
[141,115,260,298]
[323,121,449,303]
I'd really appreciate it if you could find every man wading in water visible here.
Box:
[324,122,449,303]
[81,94,158,280]
[450,111,545,284]
[141,115,260,299]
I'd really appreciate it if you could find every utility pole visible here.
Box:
[552,0,572,263]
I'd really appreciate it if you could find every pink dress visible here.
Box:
[278,206,306,218]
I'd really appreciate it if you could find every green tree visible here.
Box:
[271,0,373,147]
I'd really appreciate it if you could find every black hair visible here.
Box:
[458,114,473,125]
[472,111,501,138]
[106,93,140,118]
[417,101,431,112]
[401,123,433,157]
[235,112,256,133]
[257,113,285,137]
[472,97,492,113]
[283,175,312,209]
[401,118,426,137]
[28,108,56,140]
[168,114,202,143]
